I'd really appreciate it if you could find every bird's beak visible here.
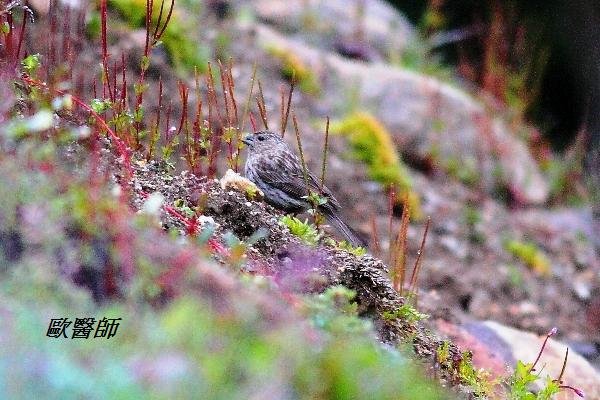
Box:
[241,135,253,146]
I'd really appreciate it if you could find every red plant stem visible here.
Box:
[6,12,13,62]
[155,0,174,41]
[22,75,132,183]
[99,0,113,102]
[529,327,557,373]
[408,216,431,295]
[139,191,227,256]
[14,8,27,67]
[120,53,127,104]
[144,0,153,56]
[558,386,584,398]
[227,59,238,126]
[249,112,257,132]
[177,81,189,137]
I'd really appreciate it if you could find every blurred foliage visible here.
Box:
[331,112,422,220]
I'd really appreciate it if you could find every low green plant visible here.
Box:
[332,239,367,257]
[383,303,429,324]
[280,215,322,246]
[507,328,584,399]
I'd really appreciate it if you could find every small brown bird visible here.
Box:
[243,130,365,247]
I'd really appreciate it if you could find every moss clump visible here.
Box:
[108,0,206,72]
[267,46,320,95]
[280,215,322,246]
[331,112,422,219]
[504,239,551,276]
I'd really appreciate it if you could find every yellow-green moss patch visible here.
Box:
[504,239,551,276]
[330,112,422,219]
[267,46,320,95]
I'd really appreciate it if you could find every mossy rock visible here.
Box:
[107,0,206,72]
[331,112,422,220]
[266,46,320,95]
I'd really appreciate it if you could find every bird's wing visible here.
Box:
[256,153,341,210]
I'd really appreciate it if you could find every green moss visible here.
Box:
[280,215,322,246]
[330,239,367,257]
[330,112,422,219]
[267,46,320,95]
[382,303,429,324]
[107,0,206,72]
[504,239,551,276]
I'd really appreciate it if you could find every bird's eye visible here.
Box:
[257,135,266,141]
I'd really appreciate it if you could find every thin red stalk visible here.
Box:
[555,348,568,384]
[154,0,174,42]
[6,12,13,63]
[151,0,164,40]
[320,116,330,192]
[529,327,557,373]
[99,0,113,101]
[388,187,396,249]
[257,79,268,129]
[164,103,172,141]
[255,96,268,129]
[227,59,238,126]
[22,75,132,183]
[120,53,127,104]
[13,7,27,67]
[282,80,294,137]
[279,85,285,133]
[218,60,232,128]
[192,67,203,174]
[240,61,257,133]
[205,63,223,179]
[48,1,57,75]
[61,6,71,68]
[205,62,223,123]
[370,214,381,258]
[408,216,431,298]
[291,112,310,197]
[144,0,153,55]
[394,202,410,294]
[177,81,189,137]
[218,61,234,166]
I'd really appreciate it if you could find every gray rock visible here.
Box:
[254,24,549,204]
[244,0,414,59]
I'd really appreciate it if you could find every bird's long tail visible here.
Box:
[325,211,366,248]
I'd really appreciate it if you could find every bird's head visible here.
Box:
[242,130,286,152]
